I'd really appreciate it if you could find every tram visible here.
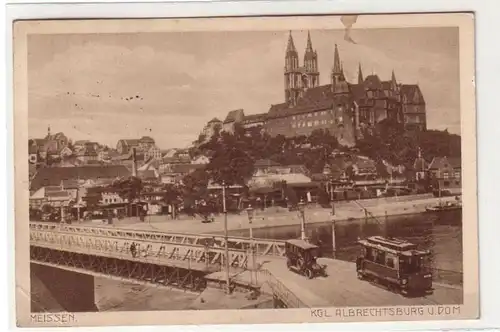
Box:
[356,236,433,296]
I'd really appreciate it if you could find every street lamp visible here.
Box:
[246,204,256,285]
[329,179,336,259]
[298,199,306,241]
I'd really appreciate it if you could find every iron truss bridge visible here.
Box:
[29,222,286,257]
[29,222,289,294]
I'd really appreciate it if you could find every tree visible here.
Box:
[111,176,143,203]
[82,187,102,212]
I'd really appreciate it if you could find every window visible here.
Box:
[308,113,312,118]
[307,122,312,127]
[386,257,395,268]
[292,116,296,120]
[443,172,449,179]
[454,171,461,178]
[292,123,296,128]
[314,120,319,126]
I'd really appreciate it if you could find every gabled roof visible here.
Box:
[137,169,157,180]
[162,163,205,175]
[30,138,47,147]
[139,136,155,144]
[400,84,425,104]
[118,139,140,147]
[74,140,90,146]
[428,156,461,170]
[30,165,131,192]
[208,117,221,124]
[348,83,366,102]
[223,109,245,124]
[364,75,382,90]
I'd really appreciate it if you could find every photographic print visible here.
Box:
[13,13,477,327]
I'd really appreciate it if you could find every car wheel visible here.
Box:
[305,269,313,279]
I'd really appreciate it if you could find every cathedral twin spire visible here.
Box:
[284,31,319,105]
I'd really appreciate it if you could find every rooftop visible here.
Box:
[30,165,131,192]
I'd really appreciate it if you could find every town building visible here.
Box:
[30,165,131,193]
[116,136,156,155]
[428,156,461,196]
[217,31,427,146]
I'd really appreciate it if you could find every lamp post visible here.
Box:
[246,204,256,285]
[298,199,306,241]
[329,180,336,259]
[222,180,231,294]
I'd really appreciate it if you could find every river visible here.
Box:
[225,210,463,286]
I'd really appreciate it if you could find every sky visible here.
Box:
[28,27,460,149]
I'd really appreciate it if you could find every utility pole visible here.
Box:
[222,180,231,294]
[330,180,336,259]
[298,199,306,241]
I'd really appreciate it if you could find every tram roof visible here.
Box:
[358,236,421,253]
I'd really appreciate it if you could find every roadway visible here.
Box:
[257,257,463,307]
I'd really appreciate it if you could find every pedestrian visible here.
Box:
[130,242,137,258]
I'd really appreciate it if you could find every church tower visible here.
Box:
[391,69,398,91]
[331,44,349,95]
[358,63,364,85]
[303,31,319,89]
[284,31,301,106]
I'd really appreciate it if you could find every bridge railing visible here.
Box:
[256,269,308,308]
[29,222,286,257]
[30,228,249,269]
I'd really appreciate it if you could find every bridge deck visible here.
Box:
[256,257,463,307]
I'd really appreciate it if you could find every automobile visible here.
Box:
[285,239,327,279]
[356,236,433,296]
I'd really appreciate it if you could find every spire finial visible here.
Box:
[358,62,364,84]
[286,30,297,53]
[306,31,313,51]
[333,44,341,73]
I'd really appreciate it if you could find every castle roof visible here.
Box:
[223,109,245,124]
[400,84,425,104]
[267,84,354,119]
[242,113,267,123]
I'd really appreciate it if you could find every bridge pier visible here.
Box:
[31,263,98,312]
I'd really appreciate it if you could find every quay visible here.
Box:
[74,194,460,235]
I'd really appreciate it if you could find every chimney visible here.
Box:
[132,147,137,177]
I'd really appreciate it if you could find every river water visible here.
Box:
[226,210,463,285]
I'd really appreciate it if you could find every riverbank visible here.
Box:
[78,193,459,235]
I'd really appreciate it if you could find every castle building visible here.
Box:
[219,31,427,146]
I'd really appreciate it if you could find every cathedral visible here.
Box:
[219,31,427,146]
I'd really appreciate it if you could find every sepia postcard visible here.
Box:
[13,13,477,327]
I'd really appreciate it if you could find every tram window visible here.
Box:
[374,250,386,265]
[386,257,395,268]
[365,248,374,261]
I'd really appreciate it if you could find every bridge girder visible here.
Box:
[30,246,208,292]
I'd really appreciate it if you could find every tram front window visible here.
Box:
[401,254,431,274]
